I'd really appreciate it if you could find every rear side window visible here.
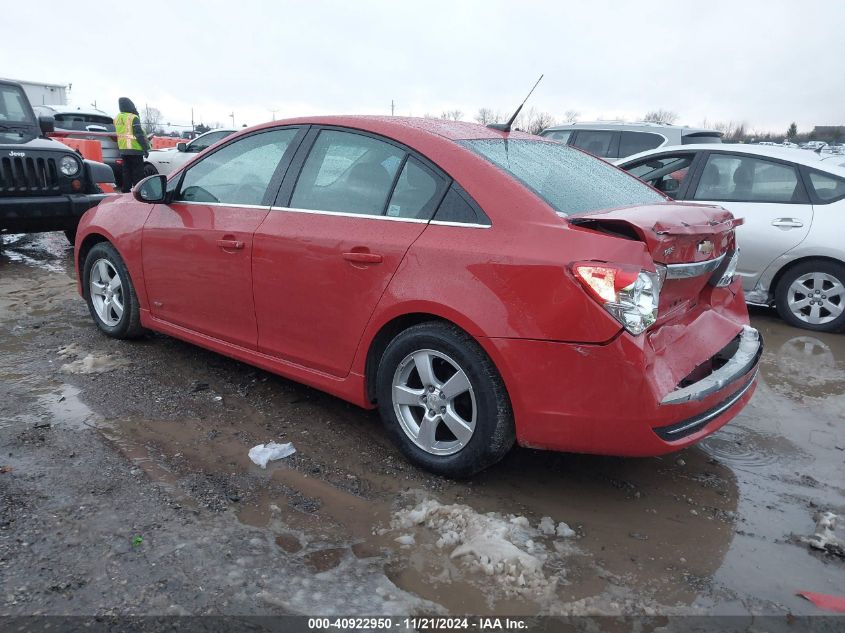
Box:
[291,130,404,215]
[618,131,664,157]
[570,130,616,158]
[460,139,665,216]
[693,154,802,203]
[808,170,845,202]
[433,185,490,225]
[386,157,443,220]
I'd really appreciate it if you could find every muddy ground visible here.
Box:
[1,232,843,617]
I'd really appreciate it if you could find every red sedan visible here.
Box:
[74,116,761,477]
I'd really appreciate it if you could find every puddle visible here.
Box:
[0,232,73,275]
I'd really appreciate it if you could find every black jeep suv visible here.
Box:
[0,80,115,243]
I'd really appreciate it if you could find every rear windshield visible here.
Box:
[459,139,665,215]
[54,113,115,132]
[682,132,722,144]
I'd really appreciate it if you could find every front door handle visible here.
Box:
[342,251,383,264]
[771,218,803,228]
[217,239,245,250]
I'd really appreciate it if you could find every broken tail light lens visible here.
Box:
[715,249,740,287]
[572,263,660,335]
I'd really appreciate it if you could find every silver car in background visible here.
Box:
[617,144,845,332]
[540,121,722,160]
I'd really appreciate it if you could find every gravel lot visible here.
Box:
[1,232,843,616]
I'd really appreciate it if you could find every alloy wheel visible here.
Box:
[786,272,844,326]
[89,258,124,326]
[391,349,476,456]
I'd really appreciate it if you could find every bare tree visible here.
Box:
[440,109,463,121]
[643,109,679,125]
[564,109,580,124]
[475,107,499,125]
[521,107,556,135]
[141,105,164,135]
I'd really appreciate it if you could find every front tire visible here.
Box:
[376,322,514,478]
[82,242,144,339]
[775,260,845,332]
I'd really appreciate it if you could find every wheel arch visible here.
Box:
[77,232,111,283]
[770,255,845,304]
[363,311,501,405]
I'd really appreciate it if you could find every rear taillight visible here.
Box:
[572,262,660,335]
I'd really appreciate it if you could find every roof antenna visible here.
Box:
[488,74,544,133]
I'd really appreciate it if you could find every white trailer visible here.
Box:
[0,77,68,106]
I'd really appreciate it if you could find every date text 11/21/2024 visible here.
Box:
[307,617,529,630]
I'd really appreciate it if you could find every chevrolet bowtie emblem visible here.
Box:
[698,240,715,256]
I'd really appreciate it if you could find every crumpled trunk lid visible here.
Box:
[568,202,742,322]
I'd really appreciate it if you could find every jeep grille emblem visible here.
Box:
[8,151,25,158]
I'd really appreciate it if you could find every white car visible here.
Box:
[617,144,845,332]
[143,128,235,176]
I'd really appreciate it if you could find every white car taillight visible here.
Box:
[716,249,740,287]
[572,263,660,335]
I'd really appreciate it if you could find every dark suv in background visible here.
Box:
[0,80,115,243]
[540,121,723,160]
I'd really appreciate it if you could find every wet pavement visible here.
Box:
[1,231,843,616]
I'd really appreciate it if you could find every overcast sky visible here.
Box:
[3,0,843,133]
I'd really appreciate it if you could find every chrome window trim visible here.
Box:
[167,201,492,228]
[429,220,491,229]
[664,253,725,279]
[170,200,270,210]
[270,206,429,223]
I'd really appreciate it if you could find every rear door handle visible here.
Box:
[217,239,245,250]
[771,218,803,228]
[342,251,383,264]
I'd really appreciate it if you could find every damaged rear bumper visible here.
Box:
[480,283,762,456]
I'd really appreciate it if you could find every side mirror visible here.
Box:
[38,115,55,135]
[176,142,187,152]
[133,174,167,203]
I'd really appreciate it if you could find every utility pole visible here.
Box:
[391,100,395,116]
[270,108,279,121]
[191,108,195,133]
[229,112,235,128]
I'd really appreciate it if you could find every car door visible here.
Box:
[252,127,448,377]
[142,127,305,348]
[688,152,814,292]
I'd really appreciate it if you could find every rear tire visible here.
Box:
[82,242,144,339]
[143,163,158,177]
[64,229,76,245]
[775,260,845,332]
[376,322,514,478]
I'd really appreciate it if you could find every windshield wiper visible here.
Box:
[0,123,29,133]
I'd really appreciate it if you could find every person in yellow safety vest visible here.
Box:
[114,97,151,193]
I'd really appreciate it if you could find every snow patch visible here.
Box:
[801,512,845,557]
[391,498,577,596]
[58,345,127,374]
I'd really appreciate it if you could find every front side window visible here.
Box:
[0,84,32,123]
[618,131,664,158]
[570,130,616,158]
[386,158,442,219]
[808,170,845,202]
[460,139,665,216]
[693,154,801,203]
[175,128,298,205]
[291,130,405,215]
[624,153,695,198]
